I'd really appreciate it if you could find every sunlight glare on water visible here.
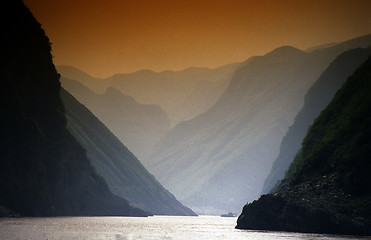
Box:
[0,216,369,240]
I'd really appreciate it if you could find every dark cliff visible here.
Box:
[236,55,371,235]
[0,0,145,217]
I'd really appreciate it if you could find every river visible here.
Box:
[0,215,369,239]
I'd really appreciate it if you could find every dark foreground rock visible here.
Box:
[237,194,371,236]
[0,0,146,217]
[0,205,20,218]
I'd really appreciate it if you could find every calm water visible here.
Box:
[0,216,370,240]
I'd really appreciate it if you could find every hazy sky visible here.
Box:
[24,0,371,78]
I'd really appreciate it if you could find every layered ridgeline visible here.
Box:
[61,89,196,215]
[0,1,145,217]
[57,65,106,94]
[58,63,239,127]
[61,77,170,160]
[146,35,371,214]
[262,47,371,194]
[236,55,371,236]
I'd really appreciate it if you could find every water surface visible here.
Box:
[0,216,369,240]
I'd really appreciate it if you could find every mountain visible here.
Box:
[145,35,371,214]
[57,65,106,94]
[262,47,371,194]
[58,63,239,126]
[60,89,195,215]
[107,64,240,126]
[0,0,145,217]
[61,77,170,159]
[236,55,371,236]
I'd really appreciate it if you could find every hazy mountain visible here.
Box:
[0,1,145,217]
[305,42,338,52]
[145,35,371,214]
[61,77,170,159]
[57,65,106,94]
[61,89,196,215]
[262,47,371,194]
[58,63,239,126]
[171,58,256,124]
[236,55,371,235]
[107,64,239,126]
[169,78,229,123]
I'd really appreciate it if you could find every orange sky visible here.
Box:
[24,0,371,78]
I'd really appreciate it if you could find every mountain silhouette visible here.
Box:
[262,47,371,194]
[61,89,196,215]
[58,63,239,127]
[236,54,371,235]
[0,0,145,217]
[60,77,170,160]
[57,65,106,93]
[146,35,371,214]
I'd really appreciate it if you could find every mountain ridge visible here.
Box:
[61,89,196,215]
[236,54,371,235]
[262,47,371,194]
[60,77,170,159]
[0,0,146,217]
[58,62,239,126]
[146,34,371,214]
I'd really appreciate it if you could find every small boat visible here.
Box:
[220,212,236,217]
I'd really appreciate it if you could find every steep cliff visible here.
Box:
[61,89,196,215]
[60,77,170,160]
[236,55,371,235]
[262,47,371,194]
[0,0,145,217]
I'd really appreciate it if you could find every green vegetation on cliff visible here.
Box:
[236,55,371,235]
[262,47,371,194]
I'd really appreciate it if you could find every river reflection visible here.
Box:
[0,216,369,240]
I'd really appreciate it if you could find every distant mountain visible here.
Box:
[236,55,371,236]
[305,42,338,52]
[61,77,170,159]
[171,58,256,124]
[262,47,371,194]
[145,35,371,214]
[170,77,229,123]
[57,65,106,94]
[61,89,196,215]
[0,0,145,217]
[58,63,239,126]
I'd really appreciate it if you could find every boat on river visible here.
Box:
[220,212,236,217]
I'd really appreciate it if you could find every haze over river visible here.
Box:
[0,216,369,240]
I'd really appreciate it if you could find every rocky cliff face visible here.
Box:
[0,0,145,217]
[262,47,371,194]
[236,55,371,235]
